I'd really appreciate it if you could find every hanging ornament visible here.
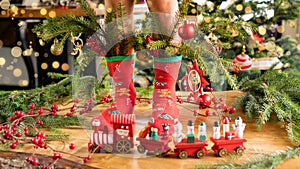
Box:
[184,59,210,102]
[50,38,64,56]
[207,33,222,54]
[178,21,195,40]
[232,46,252,72]
[71,32,83,56]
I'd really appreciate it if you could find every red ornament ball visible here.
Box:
[198,94,212,109]
[178,23,195,40]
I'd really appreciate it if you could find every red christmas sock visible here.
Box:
[150,56,182,135]
[105,54,136,114]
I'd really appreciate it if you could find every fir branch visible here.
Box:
[237,71,300,145]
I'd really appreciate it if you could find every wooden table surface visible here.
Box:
[14,90,300,169]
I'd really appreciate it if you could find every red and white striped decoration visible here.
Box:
[233,53,253,70]
[110,114,135,124]
[90,131,113,145]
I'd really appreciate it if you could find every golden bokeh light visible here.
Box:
[34,52,39,57]
[236,4,243,11]
[17,41,22,46]
[44,53,49,57]
[1,10,6,15]
[11,46,22,57]
[258,26,267,35]
[98,3,104,9]
[18,80,28,87]
[277,25,284,33]
[48,11,56,18]
[28,13,33,17]
[20,9,26,15]
[0,57,6,66]
[245,6,252,13]
[52,61,60,69]
[61,63,69,71]
[13,68,22,77]
[40,8,47,15]
[41,63,48,70]
[0,0,10,10]
[34,73,38,78]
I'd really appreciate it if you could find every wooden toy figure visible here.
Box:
[232,116,246,138]
[213,121,221,139]
[187,120,195,143]
[151,127,159,141]
[198,122,207,141]
[173,119,184,143]
[222,116,231,136]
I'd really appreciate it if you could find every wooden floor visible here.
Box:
[15,91,300,169]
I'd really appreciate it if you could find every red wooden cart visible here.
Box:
[174,138,208,159]
[210,136,247,157]
[136,137,171,157]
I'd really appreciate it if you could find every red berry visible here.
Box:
[29,103,35,109]
[74,98,80,103]
[70,107,75,112]
[26,156,32,162]
[16,132,22,137]
[28,110,34,115]
[2,139,7,144]
[69,142,76,150]
[31,157,39,166]
[10,142,17,149]
[38,107,43,115]
[229,107,236,114]
[83,157,89,163]
[10,116,15,121]
[51,104,58,111]
[86,155,92,160]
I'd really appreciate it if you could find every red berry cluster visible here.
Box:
[99,94,112,104]
[74,96,95,115]
[86,36,107,56]
[26,156,40,166]
[66,104,77,117]
[0,102,92,167]
[31,132,48,149]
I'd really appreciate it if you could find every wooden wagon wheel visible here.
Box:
[218,148,227,157]
[179,150,188,159]
[154,149,162,157]
[116,139,131,154]
[104,145,113,153]
[236,146,244,155]
[137,145,146,154]
[196,150,205,158]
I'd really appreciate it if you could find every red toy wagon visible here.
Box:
[136,136,171,157]
[210,136,247,157]
[174,138,208,159]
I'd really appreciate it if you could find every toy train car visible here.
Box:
[88,114,247,158]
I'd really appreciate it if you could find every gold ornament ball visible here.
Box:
[50,42,63,56]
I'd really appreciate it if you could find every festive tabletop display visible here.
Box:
[0,0,300,168]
